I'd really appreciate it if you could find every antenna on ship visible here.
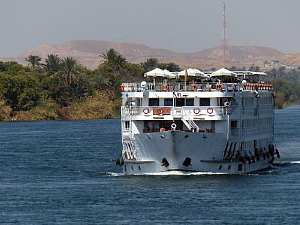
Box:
[221,2,229,62]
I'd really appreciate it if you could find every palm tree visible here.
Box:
[141,58,159,71]
[58,57,82,85]
[100,48,126,71]
[44,54,62,76]
[25,55,42,68]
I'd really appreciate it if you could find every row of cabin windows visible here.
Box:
[230,118,273,129]
[149,98,210,107]
[241,118,273,127]
[242,97,273,106]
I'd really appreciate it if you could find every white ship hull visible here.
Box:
[121,131,274,175]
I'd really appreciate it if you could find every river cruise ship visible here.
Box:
[117,68,280,175]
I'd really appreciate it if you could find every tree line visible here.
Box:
[0,49,182,121]
[0,49,299,120]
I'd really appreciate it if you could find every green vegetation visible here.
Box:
[0,50,161,121]
[0,50,299,121]
[267,68,300,109]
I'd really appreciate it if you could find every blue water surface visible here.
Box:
[0,107,300,224]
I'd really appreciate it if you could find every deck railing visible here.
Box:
[121,106,232,117]
[121,82,273,92]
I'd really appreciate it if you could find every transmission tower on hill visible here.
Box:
[221,2,229,62]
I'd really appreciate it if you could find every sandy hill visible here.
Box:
[185,46,283,61]
[1,40,293,69]
[277,53,300,68]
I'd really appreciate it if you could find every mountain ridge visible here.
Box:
[1,40,298,69]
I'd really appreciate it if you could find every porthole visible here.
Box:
[238,164,243,171]
[228,165,231,170]
[138,166,141,170]
[219,165,222,170]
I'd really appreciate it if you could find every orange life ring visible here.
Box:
[131,85,134,91]
[143,108,150,114]
[232,84,236,90]
[207,107,213,114]
[193,107,200,114]
[216,84,223,91]
[162,84,168,91]
[159,127,166,132]
[120,84,125,91]
[190,84,197,91]
[157,108,163,114]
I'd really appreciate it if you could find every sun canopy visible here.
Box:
[144,68,165,78]
[144,68,177,79]
[177,68,206,77]
[234,71,267,76]
[163,69,176,79]
[211,68,237,77]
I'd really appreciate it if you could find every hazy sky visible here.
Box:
[1,0,300,57]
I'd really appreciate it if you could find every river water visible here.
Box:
[0,106,300,224]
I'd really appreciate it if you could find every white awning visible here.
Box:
[177,68,206,77]
[163,69,177,79]
[144,68,165,78]
[234,71,267,76]
[211,68,237,77]
[144,68,177,78]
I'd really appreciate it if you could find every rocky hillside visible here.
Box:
[185,46,283,61]
[277,53,300,67]
[1,40,293,69]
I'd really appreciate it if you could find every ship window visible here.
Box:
[176,98,185,106]
[231,121,238,128]
[149,98,159,106]
[200,98,210,106]
[164,98,173,106]
[144,121,150,132]
[186,99,194,106]
[124,121,130,129]
[241,142,244,150]
[238,164,243,171]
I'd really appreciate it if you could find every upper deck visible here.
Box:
[120,81,273,93]
[120,68,273,122]
[121,68,272,93]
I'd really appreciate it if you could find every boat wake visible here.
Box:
[272,160,300,167]
[107,171,233,177]
[106,172,125,177]
[143,171,226,176]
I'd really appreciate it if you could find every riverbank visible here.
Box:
[0,92,120,122]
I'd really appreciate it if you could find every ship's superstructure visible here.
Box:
[117,68,280,175]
